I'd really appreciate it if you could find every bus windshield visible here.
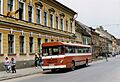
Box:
[42,46,65,56]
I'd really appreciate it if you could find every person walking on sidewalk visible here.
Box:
[34,55,39,67]
[10,58,16,73]
[38,55,43,68]
[4,57,11,73]
[105,53,108,62]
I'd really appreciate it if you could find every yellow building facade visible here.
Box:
[0,0,77,67]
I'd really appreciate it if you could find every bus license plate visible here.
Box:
[49,64,54,66]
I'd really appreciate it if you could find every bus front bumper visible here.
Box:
[42,65,66,70]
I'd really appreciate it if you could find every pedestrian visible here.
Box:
[38,55,43,68]
[105,53,108,62]
[34,55,39,67]
[4,57,11,73]
[10,58,16,73]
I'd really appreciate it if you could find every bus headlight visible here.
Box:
[60,60,64,64]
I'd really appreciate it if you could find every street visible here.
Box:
[2,56,120,82]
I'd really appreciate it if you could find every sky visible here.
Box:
[57,0,120,38]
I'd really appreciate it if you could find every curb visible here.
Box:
[0,71,43,81]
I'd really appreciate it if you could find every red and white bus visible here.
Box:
[42,42,92,71]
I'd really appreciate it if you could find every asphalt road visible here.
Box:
[2,56,120,82]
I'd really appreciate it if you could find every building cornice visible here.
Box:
[43,0,77,16]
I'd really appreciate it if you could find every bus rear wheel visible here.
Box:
[71,61,75,71]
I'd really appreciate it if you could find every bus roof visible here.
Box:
[42,42,91,48]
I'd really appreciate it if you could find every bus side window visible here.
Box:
[49,48,52,55]
[65,46,68,53]
[70,48,73,53]
[86,48,89,53]
[68,46,74,53]
[67,46,70,53]
[83,49,86,53]
[75,47,78,53]
[43,48,48,56]
[60,46,65,54]
[73,47,75,53]
[78,47,82,53]
[52,47,59,55]
[88,48,91,53]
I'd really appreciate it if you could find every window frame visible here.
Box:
[18,1,24,20]
[28,6,32,23]
[66,20,68,31]
[0,0,3,14]
[56,16,59,29]
[44,12,47,26]
[29,37,33,53]
[0,0,2,13]
[7,0,13,12]
[8,34,14,54]
[0,33,2,54]
[70,20,73,32]
[36,8,41,24]
[60,18,63,30]
[45,39,48,43]
[50,14,53,28]
[19,36,24,53]
[38,38,41,53]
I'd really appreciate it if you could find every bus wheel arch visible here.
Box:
[71,60,75,71]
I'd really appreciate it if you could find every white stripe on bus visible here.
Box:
[42,53,92,59]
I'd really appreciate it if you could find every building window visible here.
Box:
[51,39,54,42]
[28,6,32,22]
[44,12,47,26]
[60,19,63,30]
[36,9,40,24]
[8,35,14,54]
[57,40,59,42]
[50,14,53,28]
[56,17,58,29]
[19,2,24,20]
[83,37,86,45]
[0,33,1,54]
[7,0,13,12]
[0,0,1,14]
[45,39,48,43]
[70,21,72,32]
[20,36,24,53]
[83,37,90,45]
[66,20,68,31]
[29,37,33,53]
[38,38,41,53]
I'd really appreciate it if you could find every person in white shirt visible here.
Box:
[4,57,11,73]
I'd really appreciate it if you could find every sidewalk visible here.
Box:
[91,55,120,64]
[0,67,43,81]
